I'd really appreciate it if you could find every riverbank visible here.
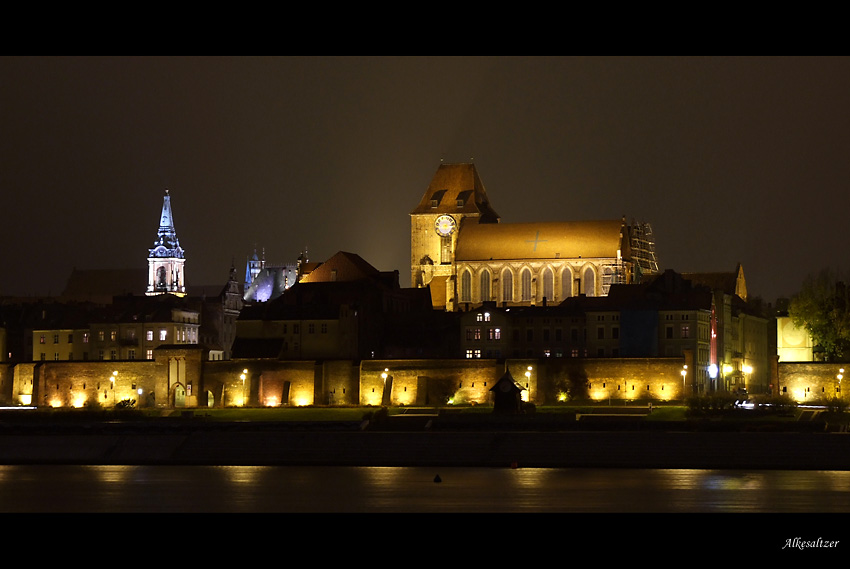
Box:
[1,420,848,469]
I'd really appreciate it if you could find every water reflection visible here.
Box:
[1,466,849,513]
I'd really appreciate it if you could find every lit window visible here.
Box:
[110,330,117,341]
[474,349,481,358]
[484,312,491,322]
[83,333,89,344]
[146,349,153,360]
[146,330,153,341]
[39,335,45,344]
[159,329,167,341]
[681,325,690,339]
[466,349,473,359]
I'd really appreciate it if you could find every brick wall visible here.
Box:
[778,362,848,403]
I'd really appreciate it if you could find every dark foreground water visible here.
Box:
[2,465,850,513]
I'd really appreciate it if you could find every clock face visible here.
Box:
[435,215,456,236]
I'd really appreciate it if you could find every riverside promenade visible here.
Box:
[1,418,849,470]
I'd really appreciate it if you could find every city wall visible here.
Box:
[2,353,696,408]
[777,361,848,403]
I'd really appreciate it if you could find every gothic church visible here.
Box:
[410,162,658,311]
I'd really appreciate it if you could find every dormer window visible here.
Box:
[430,189,447,208]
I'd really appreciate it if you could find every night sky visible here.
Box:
[2,56,848,303]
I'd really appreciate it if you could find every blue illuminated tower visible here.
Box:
[146,189,186,296]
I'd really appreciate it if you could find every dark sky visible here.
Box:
[2,56,848,303]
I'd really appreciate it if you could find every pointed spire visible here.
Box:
[147,189,186,296]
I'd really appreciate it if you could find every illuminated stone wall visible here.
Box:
[576,358,686,402]
[35,360,160,408]
[361,359,503,406]
[8,352,693,408]
[778,362,847,403]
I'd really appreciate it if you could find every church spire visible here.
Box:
[147,189,186,296]
[154,188,181,251]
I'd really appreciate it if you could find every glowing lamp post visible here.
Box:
[523,366,532,402]
[838,368,845,396]
[708,364,718,392]
[742,364,753,391]
[240,369,248,407]
[681,365,688,399]
[111,371,117,405]
[380,368,391,406]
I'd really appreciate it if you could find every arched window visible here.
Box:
[502,269,513,303]
[521,268,532,302]
[583,267,595,297]
[480,270,491,302]
[461,270,472,303]
[542,268,554,303]
[562,267,573,298]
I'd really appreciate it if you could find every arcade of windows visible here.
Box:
[459,266,601,304]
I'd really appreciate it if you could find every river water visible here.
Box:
[2,465,850,514]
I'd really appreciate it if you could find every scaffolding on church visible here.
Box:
[629,220,660,282]
[602,261,628,296]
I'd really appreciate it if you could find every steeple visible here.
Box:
[147,189,186,296]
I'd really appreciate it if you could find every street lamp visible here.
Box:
[708,364,718,392]
[742,364,753,392]
[681,366,687,399]
[240,369,248,407]
[523,366,532,402]
[110,371,117,405]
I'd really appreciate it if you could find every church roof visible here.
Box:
[149,189,184,258]
[455,219,631,262]
[299,251,382,284]
[682,264,747,301]
[410,163,500,222]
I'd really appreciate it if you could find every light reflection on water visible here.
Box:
[1,465,850,513]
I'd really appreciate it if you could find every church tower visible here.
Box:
[146,189,186,297]
[410,162,500,308]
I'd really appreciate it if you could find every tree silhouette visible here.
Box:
[789,268,850,361]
